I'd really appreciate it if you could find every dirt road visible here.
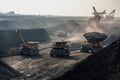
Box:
[2,48,90,80]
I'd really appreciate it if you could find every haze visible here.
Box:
[0,0,120,16]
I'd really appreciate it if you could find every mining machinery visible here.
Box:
[80,32,107,53]
[105,9,116,20]
[50,41,71,57]
[16,30,39,55]
[91,6,106,22]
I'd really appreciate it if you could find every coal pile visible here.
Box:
[0,60,20,80]
[0,28,50,54]
[53,38,120,80]
[105,34,120,44]
[84,32,108,42]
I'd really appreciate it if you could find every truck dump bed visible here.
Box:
[84,32,107,42]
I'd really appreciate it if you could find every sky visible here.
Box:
[0,0,120,17]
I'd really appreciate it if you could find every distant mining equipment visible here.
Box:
[89,6,106,24]
[80,32,108,54]
[50,41,71,57]
[104,9,116,21]
[10,30,40,56]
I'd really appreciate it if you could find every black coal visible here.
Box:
[0,60,21,80]
[53,38,120,80]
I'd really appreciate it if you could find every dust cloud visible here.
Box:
[66,33,85,43]
[84,19,103,33]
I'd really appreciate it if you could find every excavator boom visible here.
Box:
[16,30,28,46]
[92,6,106,15]
[108,10,116,17]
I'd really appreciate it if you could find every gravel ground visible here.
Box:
[2,45,90,80]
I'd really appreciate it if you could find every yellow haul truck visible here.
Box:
[81,32,107,53]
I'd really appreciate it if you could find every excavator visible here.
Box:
[16,30,39,55]
[91,6,106,22]
[105,9,116,20]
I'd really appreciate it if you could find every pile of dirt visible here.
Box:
[0,60,20,80]
[0,28,50,54]
[53,38,120,80]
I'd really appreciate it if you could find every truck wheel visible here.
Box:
[50,49,55,57]
[81,48,89,52]
[20,52,24,55]
[64,49,70,57]
[20,48,30,55]
[35,50,39,55]
[80,45,90,53]
[91,48,98,54]
[20,48,29,55]
[31,49,39,55]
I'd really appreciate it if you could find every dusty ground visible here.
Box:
[2,44,91,80]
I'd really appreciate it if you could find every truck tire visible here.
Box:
[50,49,55,57]
[20,48,30,55]
[64,49,70,57]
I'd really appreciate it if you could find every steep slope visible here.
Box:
[0,60,20,80]
[53,38,120,80]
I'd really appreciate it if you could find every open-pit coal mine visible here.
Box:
[0,15,120,80]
